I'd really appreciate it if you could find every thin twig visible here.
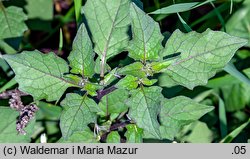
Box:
[109,121,129,131]
[100,121,130,142]
[96,85,117,101]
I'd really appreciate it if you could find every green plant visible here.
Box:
[0,0,248,143]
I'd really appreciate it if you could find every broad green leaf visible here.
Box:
[25,0,53,20]
[207,73,239,88]
[127,86,163,139]
[83,0,130,59]
[141,78,157,86]
[151,58,177,73]
[151,62,171,73]
[98,89,129,116]
[44,121,60,138]
[162,29,248,89]
[118,62,146,78]
[106,131,120,143]
[0,6,28,39]
[159,96,214,140]
[158,73,178,88]
[63,74,83,85]
[125,124,143,143]
[0,107,35,143]
[68,23,95,77]
[60,93,98,139]
[115,75,138,90]
[36,101,62,120]
[221,84,248,112]
[226,1,250,47]
[3,50,76,101]
[84,83,103,96]
[179,121,213,143]
[129,3,164,61]
[59,129,98,143]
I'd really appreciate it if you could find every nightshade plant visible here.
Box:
[2,0,248,143]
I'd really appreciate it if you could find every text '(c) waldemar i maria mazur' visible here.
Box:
[19,145,138,155]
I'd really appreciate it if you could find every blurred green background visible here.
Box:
[0,0,249,143]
